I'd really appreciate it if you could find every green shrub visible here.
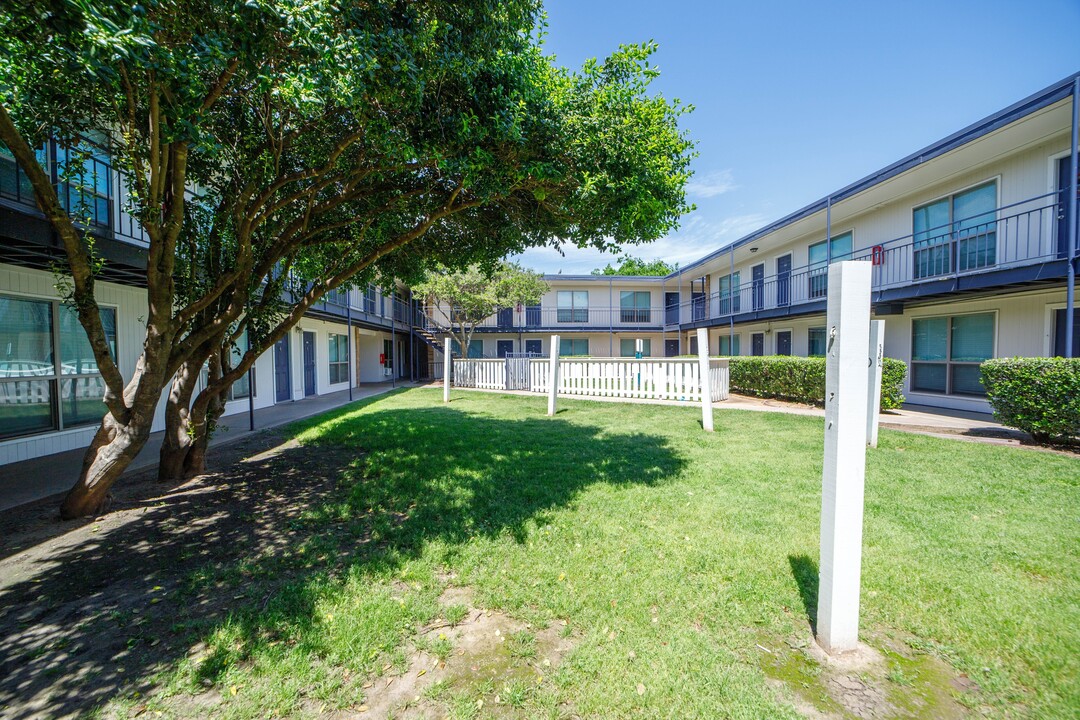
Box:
[725,356,906,411]
[980,358,1080,443]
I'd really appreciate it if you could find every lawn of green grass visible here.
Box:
[115,388,1078,719]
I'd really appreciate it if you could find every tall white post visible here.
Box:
[443,337,452,403]
[866,320,884,448]
[818,261,872,655]
[696,327,714,432]
[547,335,560,416]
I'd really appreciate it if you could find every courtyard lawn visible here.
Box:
[105,388,1076,718]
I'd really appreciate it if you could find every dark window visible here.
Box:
[911,313,994,396]
[620,291,651,323]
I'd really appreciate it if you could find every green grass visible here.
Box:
[115,388,1079,719]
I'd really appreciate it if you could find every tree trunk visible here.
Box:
[182,385,226,478]
[158,358,202,481]
[59,411,155,520]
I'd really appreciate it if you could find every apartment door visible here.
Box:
[525,339,542,355]
[665,292,680,324]
[497,307,514,329]
[497,340,513,358]
[751,332,765,356]
[751,264,765,311]
[302,331,316,396]
[776,330,792,355]
[665,339,679,357]
[1058,156,1078,259]
[274,335,291,402]
[1053,308,1079,357]
[776,255,791,307]
[525,305,541,327]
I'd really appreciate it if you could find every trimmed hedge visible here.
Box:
[980,358,1080,443]
[725,355,907,411]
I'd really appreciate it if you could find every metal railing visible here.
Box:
[420,304,668,332]
[670,193,1065,324]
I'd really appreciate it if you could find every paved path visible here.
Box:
[0,382,414,512]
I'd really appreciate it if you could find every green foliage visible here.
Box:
[880,357,907,411]
[415,261,548,352]
[590,255,676,276]
[980,358,1080,443]
[727,356,906,411]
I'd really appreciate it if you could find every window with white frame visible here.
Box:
[718,334,740,356]
[227,328,255,401]
[808,327,827,356]
[718,272,741,315]
[913,181,997,279]
[451,338,484,358]
[911,313,994,396]
[0,296,117,439]
[557,291,588,323]
[328,333,349,384]
[560,338,589,356]
[808,231,853,299]
[56,137,112,228]
[619,338,651,357]
[619,291,651,323]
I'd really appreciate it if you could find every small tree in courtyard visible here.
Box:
[415,263,548,357]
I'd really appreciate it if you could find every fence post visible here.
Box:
[443,337,451,403]
[866,320,884,448]
[818,260,872,655]
[547,334,560,416]
[697,328,714,432]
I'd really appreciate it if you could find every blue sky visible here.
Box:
[513,0,1080,274]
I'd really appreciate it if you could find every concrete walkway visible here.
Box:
[0,382,413,512]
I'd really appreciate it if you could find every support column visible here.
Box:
[547,334,560,416]
[818,260,872,655]
[1066,76,1078,358]
[696,327,713,432]
[443,337,451,403]
[866,319,884,448]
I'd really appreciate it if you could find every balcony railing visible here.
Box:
[420,304,667,332]
[671,192,1066,325]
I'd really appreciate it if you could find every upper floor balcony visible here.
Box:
[419,303,667,334]
[1,136,157,248]
[674,192,1072,326]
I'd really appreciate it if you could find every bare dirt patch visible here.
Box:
[760,634,971,719]
[342,583,575,719]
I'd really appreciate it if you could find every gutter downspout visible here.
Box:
[347,300,353,401]
[677,266,683,355]
[826,196,832,263]
[609,277,613,357]
[729,244,735,354]
[1067,76,1079,358]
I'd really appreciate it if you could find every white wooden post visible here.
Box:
[866,320,884,448]
[696,328,714,432]
[547,335,560,416]
[443,337,452,403]
[818,261,872,655]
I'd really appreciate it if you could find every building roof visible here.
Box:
[670,71,1080,278]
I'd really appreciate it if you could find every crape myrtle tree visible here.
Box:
[414,262,549,357]
[0,0,695,518]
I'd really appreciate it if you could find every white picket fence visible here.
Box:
[452,357,729,403]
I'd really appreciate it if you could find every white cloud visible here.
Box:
[686,169,738,198]
[510,212,769,274]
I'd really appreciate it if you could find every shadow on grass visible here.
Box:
[0,394,683,718]
[788,553,818,634]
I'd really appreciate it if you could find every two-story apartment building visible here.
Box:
[1,72,1078,464]
[421,73,1078,415]
[0,140,425,463]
